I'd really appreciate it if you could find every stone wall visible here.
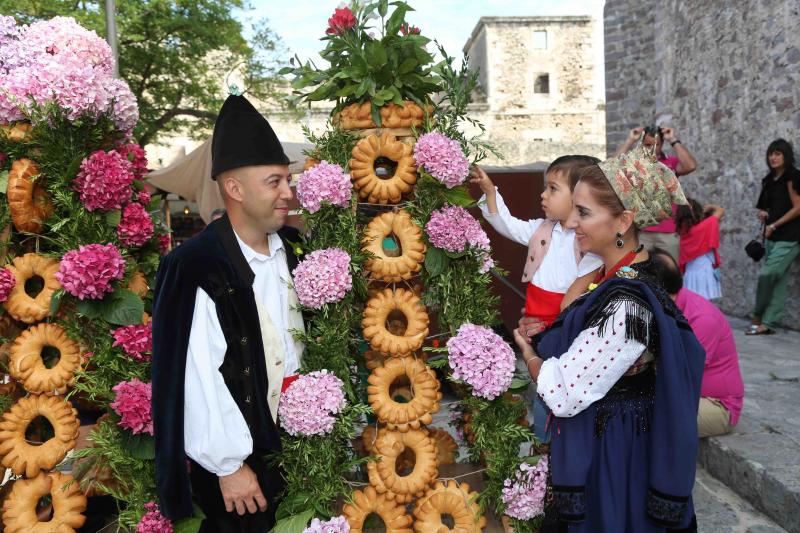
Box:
[604,0,800,326]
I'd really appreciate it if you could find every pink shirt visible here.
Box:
[642,155,680,233]
[675,288,744,426]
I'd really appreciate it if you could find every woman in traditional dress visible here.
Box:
[515,146,705,532]
[675,198,724,300]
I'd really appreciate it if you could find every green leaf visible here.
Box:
[386,4,411,35]
[65,154,83,181]
[424,246,450,277]
[398,57,418,74]
[76,290,144,326]
[426,356,449,369]
[442,185,476,207]
[271,508,315,533]
[508,376,531,393]
[49,288,65,317]
[0,170,8,195]
[378,0,389,17]
[174,504,206,533]
[365,41,387,67]
[105,209,122,228]
[120,430,155,460]
[370,104,382,127]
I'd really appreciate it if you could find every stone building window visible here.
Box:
[533,30,547,49]
[534,74,550,94]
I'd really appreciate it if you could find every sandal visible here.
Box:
[745,324,775,335]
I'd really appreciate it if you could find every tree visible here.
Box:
[2,0,288,145]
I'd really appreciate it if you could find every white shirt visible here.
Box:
[183,231,301,476]
[479,189,602,292]
[537,299,649,417]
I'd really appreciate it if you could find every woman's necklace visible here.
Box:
[588,245,645,291]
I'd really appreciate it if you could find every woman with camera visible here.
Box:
[747,138,800,335]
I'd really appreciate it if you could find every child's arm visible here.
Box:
[703,204,725,220]
[470,166,542,245]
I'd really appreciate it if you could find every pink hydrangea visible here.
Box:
[446,323,515,400]
[74,150,135,211]
[110,378,153,435]
[296,161,352,213]
[0,267,17,302]
[112,322,152,362]
[56,243,126,300]
[0,16,20,74]
[304,516,350,533]
[156,233,171,255]
[117,202,154,248]
[36,60,110,121]
[136,502,172,533]
[117,143,148,179]
[501,456,549,520]
[425,204,490,253]
[105,78,139,135]
[292,248,352,309]
[278,370,346,437]
[413,132,470,188]
[479,252,495,274]
[137,190,152,205]
[13,17,114,74]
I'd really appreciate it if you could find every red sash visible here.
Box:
[525,283,565,326]
[281,374,299,393]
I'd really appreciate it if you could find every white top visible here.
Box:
[479,189,602,292]
[683,251,722,300]
[537,299,649,417]
[183,231,300,476]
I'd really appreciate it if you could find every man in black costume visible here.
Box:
[151,94,304,531]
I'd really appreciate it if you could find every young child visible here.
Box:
[676,198,725,300]
[471,156,603,327]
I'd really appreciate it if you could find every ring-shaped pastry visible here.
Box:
[413,480,486,533]
[367,357,441,431]
[362,288,429,357]
[363,210,426,282]
[6,159,53,234]
[9,323,82,394]
[342,486,413,533]
[0,395,80,478]
[2,253,61,324]
[350,133,417,204]
[334,101,430,130]
[426,427,458,466]
[1,472,87,533]
[367,429,438,502]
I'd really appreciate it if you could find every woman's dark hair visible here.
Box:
[546,155,602,191]
[651,247,683,294]
[576,165,626,217]
[765,138,795,175]
[674,197,705,235]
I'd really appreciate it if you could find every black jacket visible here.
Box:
[151,214,300,520]
[756,166,800,242]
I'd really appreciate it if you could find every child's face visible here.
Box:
[540,170,573,222]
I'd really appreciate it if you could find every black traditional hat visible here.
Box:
[210,94,289,179]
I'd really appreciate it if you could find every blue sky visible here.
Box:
[246,0,606,64]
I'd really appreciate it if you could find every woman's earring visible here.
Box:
[615,232,625,248]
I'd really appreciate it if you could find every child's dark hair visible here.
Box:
[546,155,602,191]
[674,197,705,235]
[651,247,683,294]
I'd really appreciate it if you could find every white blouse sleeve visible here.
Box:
[479,188,544,246]
[184,287,252,476]
[537,298,650,417]
[576,251,604,277]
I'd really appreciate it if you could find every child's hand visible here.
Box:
[518,314,546,340]
[469,165,495,196]
[513,328,536,359]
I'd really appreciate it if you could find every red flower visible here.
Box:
[400,23,420,36]
[432,338,440,348]
[326,7,356,35]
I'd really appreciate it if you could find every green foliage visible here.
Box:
[3,0,290,145]
[271,403,372,522]
[301,125,359,170]
[0,393,13,414]
[279,0,442,123]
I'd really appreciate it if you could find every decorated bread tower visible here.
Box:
[276,2,548,531]
[0,15,171,532]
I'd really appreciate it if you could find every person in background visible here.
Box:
[748,138,800,335]
[614,124,698,261]
[675,198,724,300]
[651,248,744,438]
[210,208,226,221]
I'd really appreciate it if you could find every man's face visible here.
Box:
[228,165,293,233]
[643,133,662,151]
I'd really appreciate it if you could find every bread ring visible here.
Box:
[6,159,53,234]
[362,288,429,356]
[367,429,438,502]
[426,427,458,466]
[9,323,82,394]
[127,271,149,298]
[368,357,441,431]
[0,122,32,142]
[350,133,417,204]
[413,480,486,532]
[334,101,431,130]
[1,472,87,533]
[2,253,61,324]
[0,394,80,477]
[363,210,426,282]
[343,486,413,533]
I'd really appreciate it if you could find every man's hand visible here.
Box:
[219,463,268,516]
[469,165,495,197]
[758,210,769,222]
[628,127,644,142]
[661,126,677,143]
